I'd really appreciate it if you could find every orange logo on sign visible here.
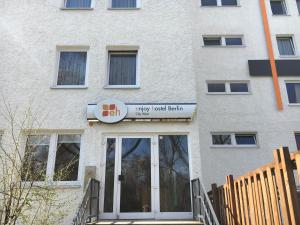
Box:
[102,104,120,117]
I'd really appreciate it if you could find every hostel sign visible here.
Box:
[88,100,197,123]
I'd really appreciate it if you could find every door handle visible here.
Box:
[118,174,124,181]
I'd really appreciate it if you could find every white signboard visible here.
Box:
[94,99,128,123]
[87,101,196,122]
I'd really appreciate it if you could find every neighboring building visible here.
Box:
[0,0,300,222]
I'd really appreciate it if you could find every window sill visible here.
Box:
[288,103,300,106]
[278,55,299,59]
[272,14,290,16]
[206,92,251,95]
[200,5,240,7]
[60,7,94,10]
[104,85,140,89]
[50,85,88,89]
[202,45,246,48]
[21,181,82,189]
[107,7,140,10]
[210,145,259,149]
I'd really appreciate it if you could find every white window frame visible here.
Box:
[23,132,84,187]
[52,46,89,89]
[211,132,258,148]
[285,80,300,105]
[62,0,95,9]
[105,46,140,89]
[270,0,288,15]
[203,35,245,47]
[200,0,240,6]
[206,80,251,94]
[108,0,141,9]
[276,35,297,57]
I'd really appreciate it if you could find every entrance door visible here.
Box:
[101,136,154,219]
[101,135,192,220]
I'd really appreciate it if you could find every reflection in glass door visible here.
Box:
[120,138,152,213]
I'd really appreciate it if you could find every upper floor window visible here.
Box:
[297,0,300,14]
[212,133,257,147]
[295,133,300,150]
[22,134,81,182]
[108,51,138,87]
[207,81,250,94]
[276,36,296,56]
[110,0,137,8]
[56,50,87,87]
[203,35,244,47]
[65,0,92,8]
[270,0,287,15]
[286,82,300,104]
[201,0,237,6]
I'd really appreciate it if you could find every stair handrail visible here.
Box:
[72,178,100,225]
[192,178,220,225]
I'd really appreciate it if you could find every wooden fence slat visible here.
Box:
[260,171,273,225]
[274,148,291,225]
[253,174,264,225]
[228,175,237,225]
[296,154,300,182]
[238,180,246,225]
[251,175,260,225]
[247,177,258,225]
[266,167,282,225]
[257,175,266,225]
[241,178,250,225]
[234,181,241,225]
[279,147,300,225]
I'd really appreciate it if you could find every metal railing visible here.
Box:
[192,178,220,225]
[72,179,100,225]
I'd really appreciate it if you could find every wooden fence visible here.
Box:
[208,147,300,225]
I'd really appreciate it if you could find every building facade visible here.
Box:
[0,0,300,223]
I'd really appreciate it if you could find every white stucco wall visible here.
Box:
[0,0,300,223]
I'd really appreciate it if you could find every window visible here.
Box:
[207,83,226,92]
[57,51,87,86]
[221,0,237,6]
[201,0,217,6]
[207,81,249,94]
[203,36,243,47]
[201,0,237,6]
[108,51,137,86]
[270,0,287,15]
[297,0,300,14]
[65,0,92,8]
[22,134,81,183]
[277,36,295,56]
[212,133,257,147]
[286,82,300,104]
[225,37,243,46]
[295,133,300,150]
[111,0,137,8]
[203,37,222,46]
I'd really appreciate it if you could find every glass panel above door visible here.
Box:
[159,135,191,212]
[120,138,151,213]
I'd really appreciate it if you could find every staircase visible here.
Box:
[87,220,203,225]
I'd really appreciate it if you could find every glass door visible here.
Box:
[117,137,154,219]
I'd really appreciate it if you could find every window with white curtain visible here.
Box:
[65,0,92,8]
[286,82,300,104]
[108,51,137,86]
[57,51,87,86]
[22,134,82,183]
[276,36,295,56]
[201,0,238,6]
[111,0,137,8]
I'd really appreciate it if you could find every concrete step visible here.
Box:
[88,220,203,225]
